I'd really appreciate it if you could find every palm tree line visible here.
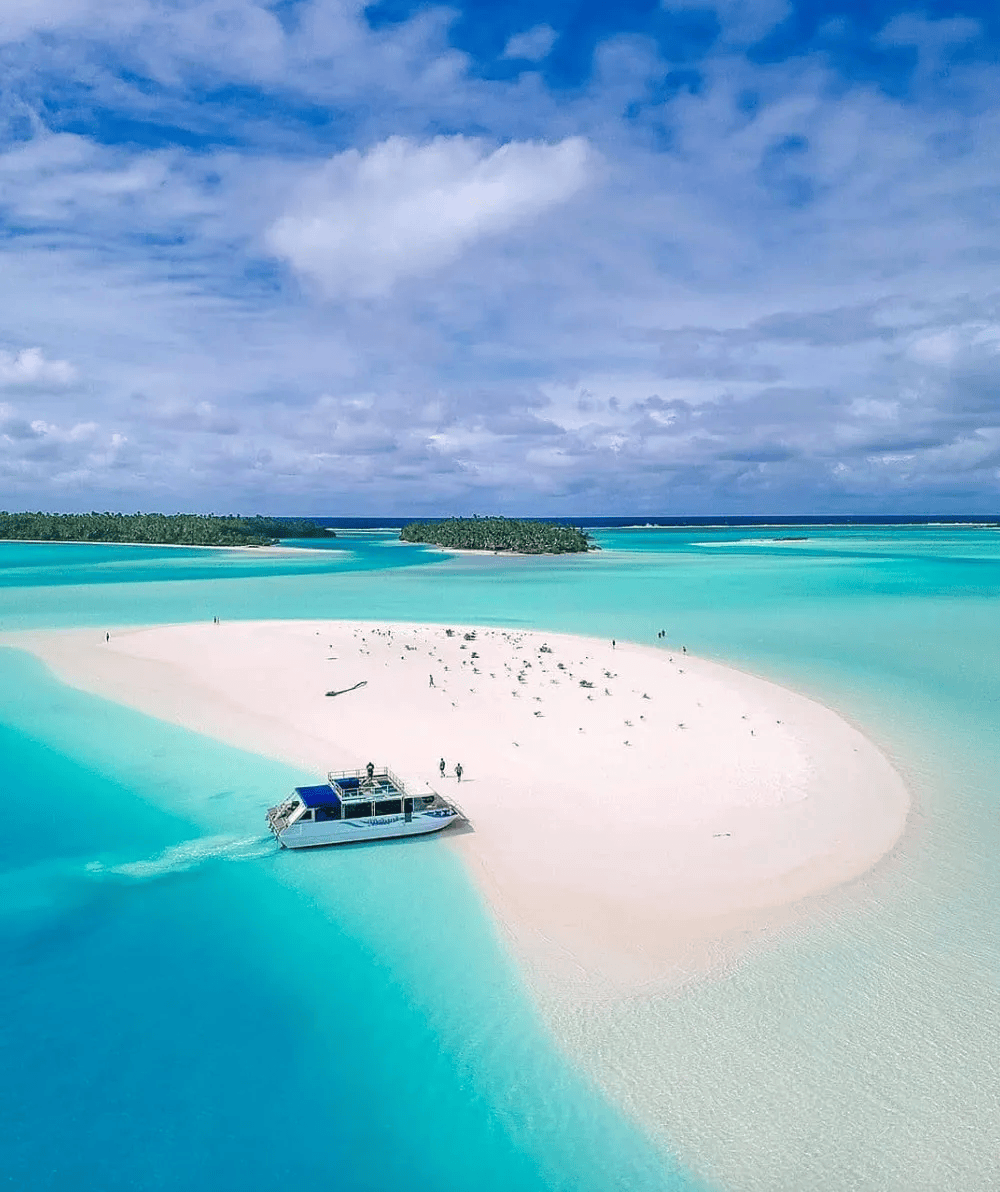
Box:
[0,512,333,547]
[399,517,592,554]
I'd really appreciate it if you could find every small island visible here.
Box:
[400,516,593,554]
[0,512,333,547]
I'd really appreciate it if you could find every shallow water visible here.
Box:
[1,527,998,1189]
[0,647,693,1191]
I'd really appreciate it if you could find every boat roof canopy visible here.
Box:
[295,784,341,809]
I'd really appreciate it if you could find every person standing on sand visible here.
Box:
[439,758,446,778]
[612,639,616,649]
[105,632,109,642]
[455,762,463,783]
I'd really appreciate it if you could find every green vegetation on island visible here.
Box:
[400,517,593,554]
[0,512,332,547]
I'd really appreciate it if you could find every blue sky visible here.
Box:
[1,0,998,515]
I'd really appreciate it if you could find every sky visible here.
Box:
[1,0,999,516]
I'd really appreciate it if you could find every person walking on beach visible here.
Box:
[439,757,446,778]
[612,639,616,649]
[429,673,434,687]
[455,762,463,783]
[105,632,109,642]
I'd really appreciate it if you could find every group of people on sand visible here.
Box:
[361,758,463,787]
[440,757,463,782]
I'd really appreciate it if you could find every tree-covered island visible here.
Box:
[0,512,333,547]
[400,517,593,554]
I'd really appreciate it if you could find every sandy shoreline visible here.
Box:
[8,619,909,1001]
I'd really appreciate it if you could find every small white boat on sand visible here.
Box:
[267,765,461,849]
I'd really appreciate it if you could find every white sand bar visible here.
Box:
[13,620,909,997]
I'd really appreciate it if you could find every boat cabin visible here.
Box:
[273,767,435,829]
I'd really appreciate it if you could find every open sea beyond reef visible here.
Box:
[1,525,998,1191]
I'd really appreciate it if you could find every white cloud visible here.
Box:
[665,0,791,45]
[907,323,1000,366]
[875,13,982,79]
[501,24,558,62]
[0,347,76,387]
[0,0,280,67]
[267,135,592,297]
[877,13,981,52]
[0,0,95,43]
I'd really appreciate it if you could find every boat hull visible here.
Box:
[273,808,458,849]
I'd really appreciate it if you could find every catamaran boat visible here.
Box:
[267,766,461,849]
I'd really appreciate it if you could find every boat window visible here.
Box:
[422,795,436,807]
[315,804,340,822]
[373,798,402,816]
[299,809,313,821]
[344,801,373,820]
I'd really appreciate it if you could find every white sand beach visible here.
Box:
[12,619,909,1001]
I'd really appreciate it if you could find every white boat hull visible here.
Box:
[274,808,458,849]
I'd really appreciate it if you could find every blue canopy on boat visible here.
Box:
[295,784,341,809]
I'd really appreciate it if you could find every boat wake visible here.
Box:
[86,834,276,881]
[0,836,276,941]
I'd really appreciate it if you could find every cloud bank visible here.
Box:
[0,0,997,514]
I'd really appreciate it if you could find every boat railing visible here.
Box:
[267,805,296,833]
[325,767,467,821]
[432,790,468,823]
[327,766,408,797]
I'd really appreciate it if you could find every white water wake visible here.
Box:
[0,836,276,938]
[86,834,276,880]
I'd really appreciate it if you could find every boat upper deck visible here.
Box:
[294,767,407,809]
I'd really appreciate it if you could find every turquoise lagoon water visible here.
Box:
[1,527,998,1190]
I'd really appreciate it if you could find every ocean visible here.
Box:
[1,524,997,1190]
